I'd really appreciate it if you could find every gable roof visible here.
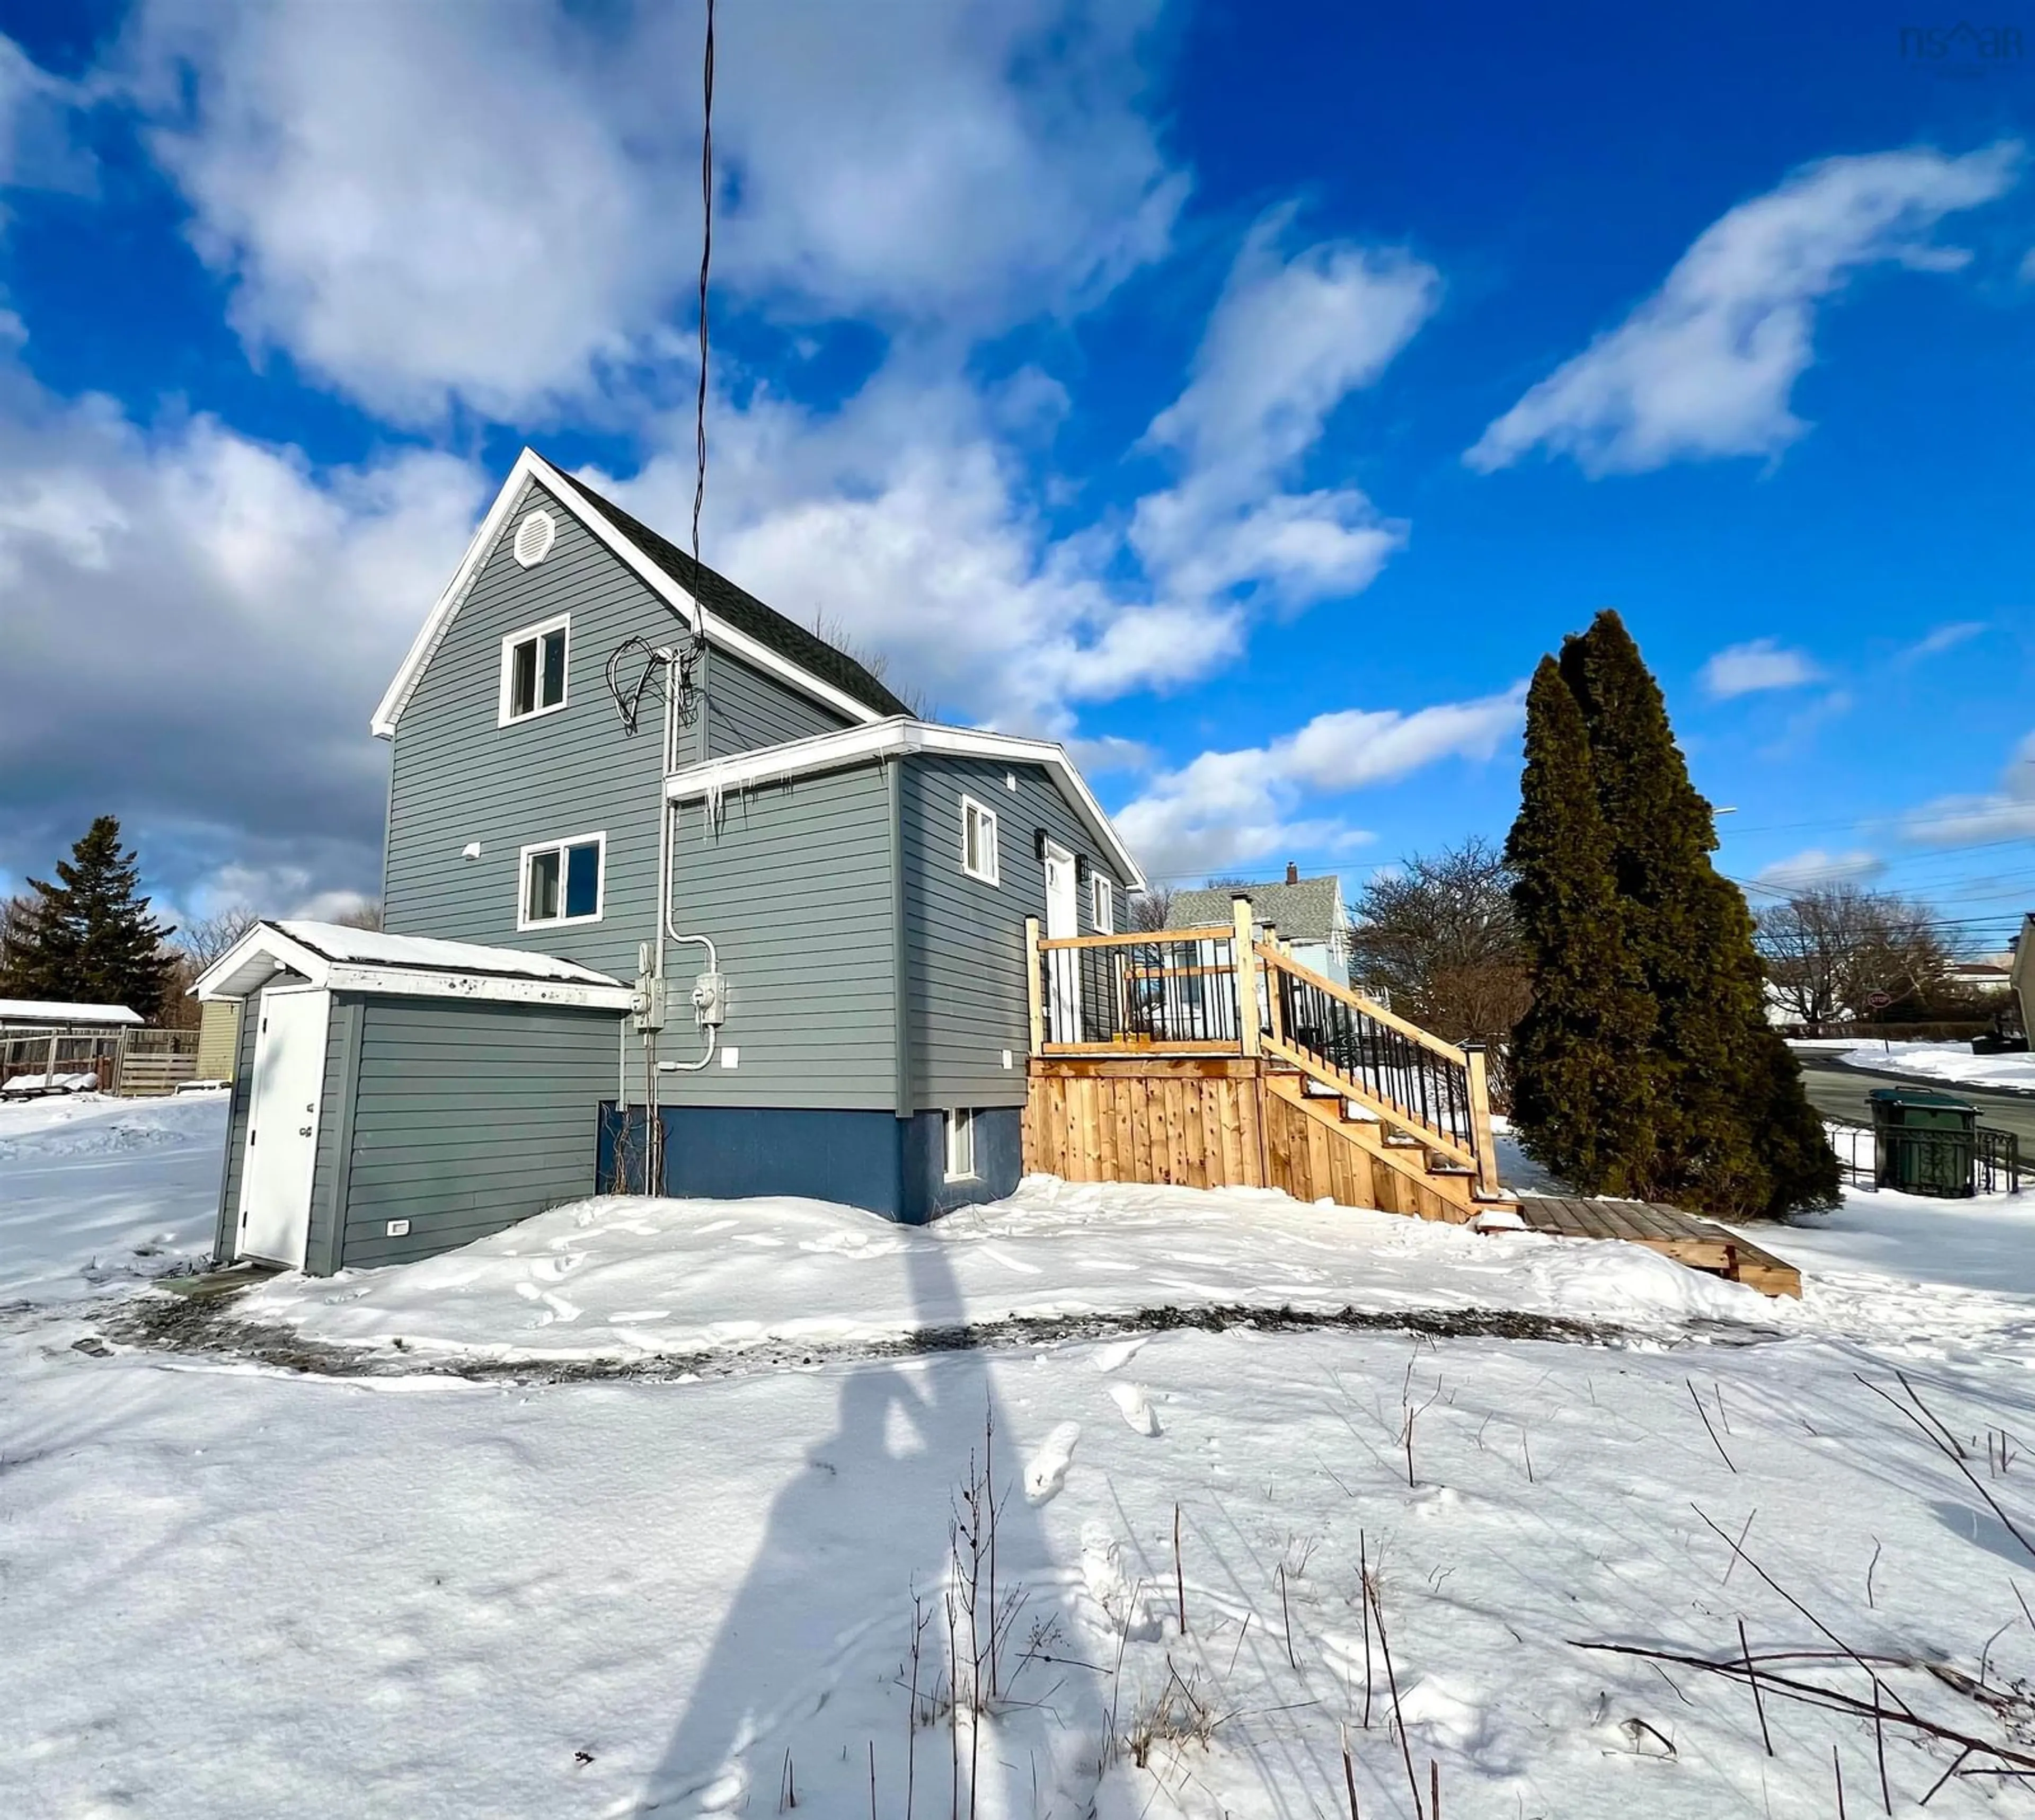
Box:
[1167,877,1344,942]
[371,448,908,738]
[565,475,910,719]
[663,717,1147,891]
[195,920,633,1011]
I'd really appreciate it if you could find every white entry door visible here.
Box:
[1042,841,1080,1040]
[238,987,330,1267]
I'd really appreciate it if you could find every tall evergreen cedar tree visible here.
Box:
[1504,659,1657,1196]
[1509,614,1839,1218]
[5,817,176,1022]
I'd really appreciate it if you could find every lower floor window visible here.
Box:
[944,1106,978,1181]
[520,833,605,926]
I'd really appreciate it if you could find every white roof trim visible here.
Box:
[194,921,634,1012]
[664,716,1147,890]
[371,448,887,739]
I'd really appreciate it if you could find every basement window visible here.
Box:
[519,833,605,928]
[500,615,569,725]
[1091,874,1115,933]
[960,796,999,885]
[944,1107,978,1181]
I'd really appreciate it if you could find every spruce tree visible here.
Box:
[8,817,177,1021]
[1505,658,1658,1194]
[1559,612,1836,1216]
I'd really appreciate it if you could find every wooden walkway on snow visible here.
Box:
[1514,1196,1802,1298]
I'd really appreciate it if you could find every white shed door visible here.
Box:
[238,988,329,1267]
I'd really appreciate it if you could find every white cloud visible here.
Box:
[1898,730,2035,847]
[1467,142,2021,475]
[1131,212,1438,609]
[0,34,92,199]
[120,0,1183,420]
[1701,638,1825,699]
[1897,620,1987,662]
[1112,686,1525,880]
[1753,848,1886,891]
[0,352,486,911]
[587,365,1245,736]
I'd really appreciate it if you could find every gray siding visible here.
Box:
[337,998,620,1269]
[659,762,897,1109]
[902,754,1126,1110]
[383,479,851,982]
[704,644,851,756]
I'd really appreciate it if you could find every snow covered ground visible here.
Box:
[5,1096,2035,1817]
[0,1087,227,1304]
[1835,1039,2035,1095]
[233,1176,1765,1366]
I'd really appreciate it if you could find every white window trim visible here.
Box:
[959,794,1000,886]
[517,831,607,930]
[1091,873,1114,934]
[944,1107,978,1181]
[498,612,572,728]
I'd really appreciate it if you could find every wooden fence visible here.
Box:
[115,1029,200,1097]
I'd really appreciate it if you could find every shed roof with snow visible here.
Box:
[195,919,634,1010]
[0,999,144,1029]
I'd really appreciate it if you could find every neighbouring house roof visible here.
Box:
[0,999,144,1028]
[371,447,908,738]
[663,717,1147,891]
[195,920,634,1011]
[1167,878,1344,942]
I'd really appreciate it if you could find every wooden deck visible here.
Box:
[1513,1196,1802,1298]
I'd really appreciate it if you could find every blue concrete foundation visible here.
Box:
[599,1103,1023,1225]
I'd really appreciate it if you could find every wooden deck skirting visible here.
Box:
[1024,1055,1486,1224]
[1514,1196,1802,1297]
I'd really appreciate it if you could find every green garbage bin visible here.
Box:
[1869,1088,1978,1198]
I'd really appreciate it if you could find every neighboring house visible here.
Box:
[2013,916,2033,1041]
[1945,955,2015,999]
[197,447,1142,1277]
[1166,864,1350,982]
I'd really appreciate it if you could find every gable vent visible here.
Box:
[512,510,556,569]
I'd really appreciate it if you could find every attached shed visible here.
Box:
[197,921,631,1274]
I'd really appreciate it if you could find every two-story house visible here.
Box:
[197,448,1143,1277]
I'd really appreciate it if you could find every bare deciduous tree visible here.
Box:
[333,900,383,932]
[173,906,261,970]
[1347,839,1531,1095]
[1128,885,1174,932]
[1754,885,1949,1033]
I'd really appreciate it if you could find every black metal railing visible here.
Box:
[1825,1116,2023,1197]
[1269,958,1477,1161]
[1037,929,1240,1048]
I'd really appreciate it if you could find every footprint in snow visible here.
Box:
[1025,1421,1081,1503]
[1109,1382,1160,1436]
[1091,1337,1147,1373]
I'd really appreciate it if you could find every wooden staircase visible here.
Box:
[1021,903,1518,1224]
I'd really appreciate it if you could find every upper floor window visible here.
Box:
[500,615,569,726]
[519,832,605,928]
[960,796,999,885]
[1091,873,1114,933]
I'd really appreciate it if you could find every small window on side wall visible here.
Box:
[960,796,999,885]
[944,1107,978,1181]
[501,615,569,725]
[519,833,605,928]
[1091,874,1114,933]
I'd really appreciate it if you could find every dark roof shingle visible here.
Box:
[564,473,913,719]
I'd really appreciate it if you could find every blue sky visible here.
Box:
[1,1,2031,950]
